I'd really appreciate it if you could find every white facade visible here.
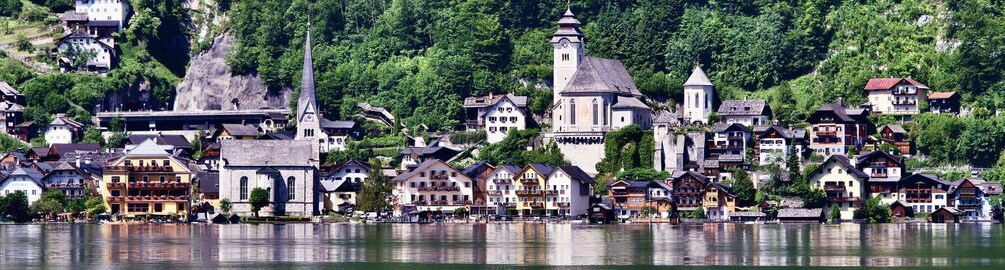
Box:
[867,82,928,115]
[392,160,475,215]
[758,137,790,168]
[484,98,528,143]
[56,37,114,71]
[544,167,591,217]
[325,163,369,183]
[42,166,88,198]
[807,157,868,220]
[552,13,585,98]
[0,169,44,205]
[45,128,74,145]
[75,0,131,30]
[485,167,518,214]
[683,65,715,125]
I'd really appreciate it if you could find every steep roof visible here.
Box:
[197,172,219,194]
[128,134,192,149]
[5,167,43,187]
[672,170,708,185]
[220,140,316,167]
[551,8,584,43]
[684,65,713,87]
[881,125,907,134]
[321,119,356,129]
[221,123,260,137]
[297,25,318,123]
[51,143,101,157]
[899,173,951,187]
[611,96,650,110]
[710,182,737,197]
[812,103,866,124]
[949,177,1003,195]
[554,165,595,184]
[928,91,957,100]
[864,78,929,91]
[759,125,793,139]
[610,180,649,188]
[393,159,465,182]
[814,155,869,179]
[777,208,823,219]
[494,164,522,175]
[49,114,85,129]
[0,82,20,96]
[713,123,752,133]
[527,163,554,177]
[717,99,768,116]
[855,151,904,168]
[463,93,528,108]
[562,56,641,96]
[461,161,492,178]
[59,11,88,21]
[332,160,371,174]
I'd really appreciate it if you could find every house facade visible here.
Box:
[463,93,530,143]
[100,139,193,218]
[392,159,475,216]
[948,177,1003,221]
[709,123,751,161]
[703,182,737,221]
[717,99,771,127]
[878,125,911,155]
[42,162,88,198]
[544,166,594,217]
[864,77,929,115]
[485,165,520,215]
[807,155,869,220]
[74,0,131,30]
[56,29,116,72]
[757,125,804,169]
[320,119,358,152]
[513,164,553,216]
[928,92,960,114]
[45,113,85,145]
[669,171,708,214]
[808,103,869,157]
[0,167,45,205]
[608,180,648,218]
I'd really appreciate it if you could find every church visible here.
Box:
[547,9,653,174]
[218,26,323,217]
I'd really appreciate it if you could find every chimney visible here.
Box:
[85,157,92,165]
[837,97,844,106]
[489,92,494,100]
[75,157,81,167]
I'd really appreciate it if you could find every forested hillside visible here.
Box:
[226,0,1005,130]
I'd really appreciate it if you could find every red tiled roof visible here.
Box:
[864,78,929,91]
[928,91,957,99]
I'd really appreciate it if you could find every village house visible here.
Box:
[99,139,193,219]
[756,125,806,169]
[212,123,260,141]
[127,134,193,157]
[709,123,752,163]
[703,182,738,221]
[41,161,88,198]
[320,160,369,214]
[930,207,964,223]
[0,167,45,205]
[947,177,1003,221]
[716,99,771,127]
[669,170,709,215]
[895,173,950,214]
[808,103,869,157]
[0,82,26,140]
[392,159,475,216]
[319,119,358,152]
[55,29,117,73]
[646,181,674,218]
[513,164,554,216]
[864,77,929,115]
[485,164,520,216]
[927,92,960,114]
[398,145,461,171]
[461,162,494,215]
[608,180,649,218]
[463,93,531,143]
[877,125,912,155]
[544,165,594,217]
[807,155,870,220]
[72,0,131,30]
[44,113,86,145]
[195,172,219,206]
[547,9,653,174]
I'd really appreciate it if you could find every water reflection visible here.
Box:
[1,223,1004,267]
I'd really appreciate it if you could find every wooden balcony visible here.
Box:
[870,173,888,178]
[429,174,448,180]
[906,198,932,203]
[519,178,539,184]
[904,188,932,193]
[487,190,502,196]
[47,183,85,189]
[129,182,191,189]
[516,190,542,196]
[106,166,175,172]
[827,197,860,203]
[824,184,847,192]
[417,186,460,192]
[108,195,189,202]
[106,182,126,188]
[544,190,559,196]
[557,202,570,208]
[529,202,544,208]
[492,179,512,184]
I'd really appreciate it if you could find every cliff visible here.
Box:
[173,33,290,111]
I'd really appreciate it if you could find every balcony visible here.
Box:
[107,182,126,188]
[892,99,917,105]
[516,190,542,196]
[106,166,175,172]
[47,183,85,189]
[727,135,745,140]
[827,197,860,203]
[892,88,918,95]
[492,179,512,184]
[824,184,847,192]
[906,198,932,203]
[557,202,570,208]
[418,186,460,192]
[958,204,981,210]
[429,174,448,180]
[904,188,932,193]
[544,190,559,196]
[815,131,838,137]
[519,178,539,184]
[712,144,744,151]
[487,190,502,196]
[529,202,544,208]
[870,173,888,178]
[503,202,516,208]
[130,182,190,189]
[110,195,189,202]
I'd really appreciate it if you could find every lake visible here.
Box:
[0,223,1003,269]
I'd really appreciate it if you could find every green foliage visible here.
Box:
[219,198,232,214]
[249,187,269,217]
[82,128,105,146]
[357,159,394,213]
[878,143,901,155]
[830,205,841,222]
[85,196,106,216]
[39,190,67,206]
[29,137,46,147]
[28,0,72,12]
[65,198,86,213]
[615,168,670,182]
[0,132,28,152]
[854,196,892,223]
[592,174,611,197]
[683,206,706,219]
[0,0,21,16]
[596,125,652,174]
[913,114,1005,167]
[730,169,755,206]
[106,132,126,149]
[449,131,486,144]
[1,191,30,223]
[478,129,567,167]
[30,197,63,217]
[13,34,31,51]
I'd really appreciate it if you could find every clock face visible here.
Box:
[305,114,314,121]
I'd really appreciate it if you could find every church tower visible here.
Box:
[683,64,715,124]
[296,24,322,148]
[552,8,585,99]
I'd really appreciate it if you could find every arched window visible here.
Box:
[239,177,249,200]
[694,93,699,108]
[603,102,609,125]
[592,99,599,125]
[287,176,296,200]
[569,99,576,125]
[706,93,711,109]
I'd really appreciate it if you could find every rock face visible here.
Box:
[174,33,290,111]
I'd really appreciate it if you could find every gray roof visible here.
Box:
[653,110,677,123]
[49,114,84,129]
[899,173,951,187]
[555,165,594,184]
[128,134,192,149]
[221,123,260,137]
[220,140,316,167]
[60,12,89,21]
[562,56,641,96]
[297,26,319,125]
[672,170,708,184]
[7,167,44,186]
[321,119,356,129]
[611,96,650,110]
[717,99,768,116]
[86,20,119,27]
[463,93,528,108]
[702,159,720,169]
[684,65,713,87]
[936,207,964,215]
[730,212,767,218]
[777,208,823,219]
[610,180,649,188]
[527,163,554,177]
[881,125,907,134]
[855,151,904,168]
[718,154,744,162]
[198,172,219,194]
[0,82,20,96]
[713,123,752,133]
[949,177,1003,195]
[496,164,522,174]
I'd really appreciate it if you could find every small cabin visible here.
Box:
[890,200,915,218]
[588,203,615,224]
[931,207,963,224]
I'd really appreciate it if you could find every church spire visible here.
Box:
[297,23,318,123]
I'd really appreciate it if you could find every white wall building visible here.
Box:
[864,77,929,115]
[807,155,869,220]
[45,113,85,145]
[485,165,520,215]
[42,162,88,198]
[464,94,530,144]
[392,159,475,216]
[0,167,45,205]
[717,99,770,127]
[218,140,319,217]
[948,177,1002,221]
[683,65,715,125]
[74,0,131,30]
[757,126,805,169]
[544,166,594,217]
[56,30,116,72]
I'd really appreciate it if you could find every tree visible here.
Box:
[82,128,106,146]
[0,0,22,17]
[85,197,106,216]
[786,144,801,180]
[65,198,86,213]
[14,34,30,51]
[219,198,233,214]
[4,191,30,223]
[830,205,841,222]
[688,206,707,219]
[357,159,393,212]
[854,197,891,223]
[592,174,611,196]
[30,198,63,219]
[249,187,270,217]
[616,168,670,182]
[730,169,755,206]
[39,190,67,206]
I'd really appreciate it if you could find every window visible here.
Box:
[694,93,699,108]
[569,99,576,125]
[240,177,249,200]
[287,176,296,200]
[111,176,121,183]
[159,176,166,183]
[562,53,569,61]
[592,100,599,125]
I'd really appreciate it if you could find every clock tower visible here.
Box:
[296,24,322,148]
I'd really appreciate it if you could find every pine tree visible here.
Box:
[356,159,393,213]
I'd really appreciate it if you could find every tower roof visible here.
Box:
[684,64,713,87]
[552,8,584,43]
[297,25,318,122]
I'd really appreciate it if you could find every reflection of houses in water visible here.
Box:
[217,224,316,262]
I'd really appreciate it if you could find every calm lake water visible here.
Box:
[0,223,1003,269]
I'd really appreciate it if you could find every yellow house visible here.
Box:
[513,164,553,216]
[703,182,737,221]
[101,139,193,219]
[807,155,869,220]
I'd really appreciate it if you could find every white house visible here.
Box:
[392,159,475,216]
[544,165,594,217]
[218,140,320,217]
[485,164,520,215]
[1,167,46,205]
[320,160,370,213]
[320,119,358,152]
[45,113,85,145]
[548,9,652,174]
[74,0,131,30]
[717,99,771,126]
[41,162,88,198]
[463,93,530,143]
[757,125,805,169]
[56,29,116,72]
[948,177,1003,221]
[683,65,716,125]
[864,77,929,115]
[807,155,870,220]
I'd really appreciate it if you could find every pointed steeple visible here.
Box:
[552,8,583,42]
[297,23,318,123]
[684,64,713,87]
